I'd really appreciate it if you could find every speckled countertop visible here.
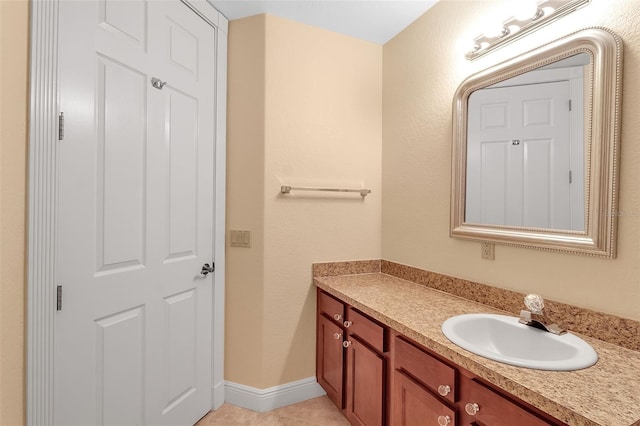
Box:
[314,273,640,426]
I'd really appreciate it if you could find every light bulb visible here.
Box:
[541,6,555,15]
[514,0,539,20]
[506,24,521,34]
[483,24,506,38]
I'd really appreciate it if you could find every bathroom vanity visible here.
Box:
[318,290,560,425]
[314,266,640,426]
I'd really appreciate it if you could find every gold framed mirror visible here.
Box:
[451,28,622,257]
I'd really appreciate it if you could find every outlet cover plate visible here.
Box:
[481,242,495,260]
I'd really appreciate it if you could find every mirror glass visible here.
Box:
[465,53,589,231]
[451,28,622,257]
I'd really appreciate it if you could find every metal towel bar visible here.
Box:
[280,185,371,198]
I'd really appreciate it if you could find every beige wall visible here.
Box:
[227,14,382,388]
[382,0,640,321]
[226,14,268,389]
[0,0,29,424]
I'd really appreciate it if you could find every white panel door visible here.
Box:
[56,1,215,425]
[466,81,572,229]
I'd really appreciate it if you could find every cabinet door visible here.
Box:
[461,379,555,426]
[317,314,345,408]
[392,371,456,426]
[345,338,385,426]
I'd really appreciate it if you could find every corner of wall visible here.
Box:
[226,14,268,387]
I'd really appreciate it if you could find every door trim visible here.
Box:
[26,1,227,424]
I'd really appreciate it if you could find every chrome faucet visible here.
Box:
[518,294,566,335]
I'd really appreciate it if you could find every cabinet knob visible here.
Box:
[333,333,342,340]
[465,402,480,416]
[334,314,342,321]
[342,340,352,348]
[437,384,451,396]
[343,320,352,328]
[437,415,451,426]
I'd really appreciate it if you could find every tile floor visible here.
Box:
[195,396,350,425]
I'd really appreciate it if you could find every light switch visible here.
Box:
[230,230,251,248]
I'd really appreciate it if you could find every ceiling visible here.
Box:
[208,0,439,45]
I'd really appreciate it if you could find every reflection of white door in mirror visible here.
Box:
[465,56,587,231]
[466,69,584,230]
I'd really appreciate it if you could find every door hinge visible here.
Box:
[56,285,62,311]
[569,99,572,111]
[58,112,65,140]
[569,170,572,184]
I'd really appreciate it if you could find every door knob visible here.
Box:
[201,263,214,276]
[151,77,167,90]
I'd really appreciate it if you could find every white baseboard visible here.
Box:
[224,377,327,413]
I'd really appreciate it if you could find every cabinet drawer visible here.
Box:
[394,337,456,404]
[318,290,345,325]
[346,308,384,353]
[463,379,555,426]
[392,370,456,426]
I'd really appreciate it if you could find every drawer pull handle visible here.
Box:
[437,415,451,426]
[333,333,342,340]
[343,320,352,328]
[437,384,451,396]
[465,402,480,416]
[334,314,342,321]
[342,340,352,348]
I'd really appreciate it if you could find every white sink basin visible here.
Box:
[441,313,598,371]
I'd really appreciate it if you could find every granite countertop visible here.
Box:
[314,272,640,426]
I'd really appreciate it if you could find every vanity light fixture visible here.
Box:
[466,0,591,60]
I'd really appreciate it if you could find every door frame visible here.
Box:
[26,1,227,424]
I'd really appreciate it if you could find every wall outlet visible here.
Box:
[230,230,251,248]
[481,242,495,260]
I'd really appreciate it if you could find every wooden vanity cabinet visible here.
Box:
[344,307,387,426]
[316,289,388,425]
[393,335,563,426]
[316,289,564,426]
